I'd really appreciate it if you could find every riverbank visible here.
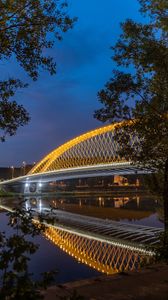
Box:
[42,264,168,300]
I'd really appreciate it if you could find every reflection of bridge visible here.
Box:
[45,226,146,275]
[26,199,162,261]
[31,208,162,274]
[38,208,162,248]
[42,221,156,274]
[1,202,159,275]
[1,123,151,193]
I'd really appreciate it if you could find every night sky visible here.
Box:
[0,0,143,167]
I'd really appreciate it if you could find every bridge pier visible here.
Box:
[24,181,42,195]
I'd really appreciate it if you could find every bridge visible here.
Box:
[0,122,159,274]
[1,122,151,193]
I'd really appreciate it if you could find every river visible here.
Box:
[0,191,163,283]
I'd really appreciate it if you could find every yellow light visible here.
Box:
[29,121,132,174]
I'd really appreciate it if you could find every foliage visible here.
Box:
[94,0,168,229]
[151,231,168,263]
[0,79,29,141]
[0,204,56,299]
[143,173,164,197]
[0,0,76,140]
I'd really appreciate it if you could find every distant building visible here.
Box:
[0,165,33,181]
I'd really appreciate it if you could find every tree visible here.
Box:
[0,204,56,299]
[0,0,76,141]
[0,204,83,299]
[94,0,168,229]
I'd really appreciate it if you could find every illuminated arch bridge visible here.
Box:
[1,123,150,190]
[30,123,127,174]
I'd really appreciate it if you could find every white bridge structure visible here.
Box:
[1,122,151,193]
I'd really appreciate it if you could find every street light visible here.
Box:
[10,166,14,179]
[22,161,26,176]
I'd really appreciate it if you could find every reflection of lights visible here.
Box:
[98,197,104,207]
[39,182,42,187]
[25,183,29,187]
[39,200,42,212]
[25,201,29,210]
[42,225,153,277]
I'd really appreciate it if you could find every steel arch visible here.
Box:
[29,122,133,174]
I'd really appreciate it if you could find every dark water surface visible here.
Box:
[0,192,163,283]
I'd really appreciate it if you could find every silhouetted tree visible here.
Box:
[0,204,56,299]
[94,0,168,230]
[0,0,76,141]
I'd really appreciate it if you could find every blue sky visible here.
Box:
[0,0,143,166]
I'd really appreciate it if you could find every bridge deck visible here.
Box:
[0,162,151,186]
[41,208,163,249]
